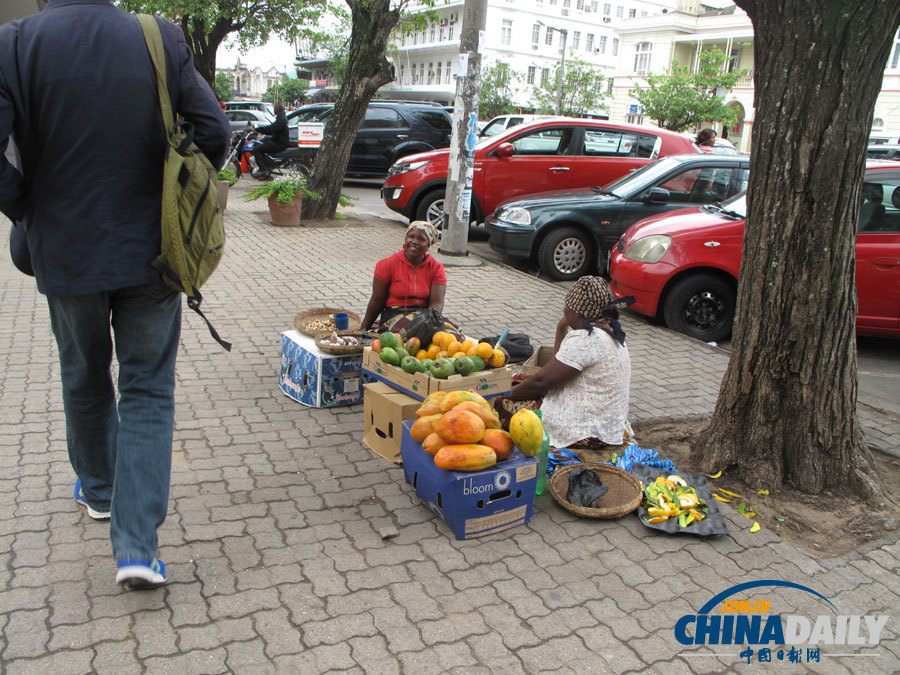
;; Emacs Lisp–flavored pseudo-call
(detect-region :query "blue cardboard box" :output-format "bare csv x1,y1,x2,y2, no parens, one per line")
279,330,363,407
400,420,537,539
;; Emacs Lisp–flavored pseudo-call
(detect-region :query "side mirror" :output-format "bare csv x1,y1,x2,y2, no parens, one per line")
495,143,515,158
646,187,670,204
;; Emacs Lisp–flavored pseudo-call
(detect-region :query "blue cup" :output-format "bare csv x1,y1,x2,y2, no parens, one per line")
333,312,349,330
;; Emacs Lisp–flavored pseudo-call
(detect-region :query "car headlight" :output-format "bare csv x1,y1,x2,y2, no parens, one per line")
623,235,672,263
495,207,532,226
388,160,429,176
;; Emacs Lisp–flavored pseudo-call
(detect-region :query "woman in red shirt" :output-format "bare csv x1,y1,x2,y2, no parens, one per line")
361,221,447,331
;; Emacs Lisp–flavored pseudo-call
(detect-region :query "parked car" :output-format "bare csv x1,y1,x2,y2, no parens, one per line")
224,108,275,132
224,100,274,115
479,114,557,138
284,101,452,178
381,118,700,228
867,144,900,161
485,154,750,281
608,163,900,341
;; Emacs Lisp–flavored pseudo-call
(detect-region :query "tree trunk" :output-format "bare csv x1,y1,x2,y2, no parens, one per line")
179,15,236,89
302,0,400,219
695,1,899,502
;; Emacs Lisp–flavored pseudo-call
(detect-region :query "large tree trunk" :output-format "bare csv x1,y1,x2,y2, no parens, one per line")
695,1,899,502
302,0,400,219
180,15,236,89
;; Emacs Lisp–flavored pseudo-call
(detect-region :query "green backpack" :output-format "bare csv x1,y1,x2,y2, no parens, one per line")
137,14,230,351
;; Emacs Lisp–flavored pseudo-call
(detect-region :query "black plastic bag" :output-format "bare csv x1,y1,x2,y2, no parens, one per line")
567,467,609,507
405,308,445,346
480,333,534,363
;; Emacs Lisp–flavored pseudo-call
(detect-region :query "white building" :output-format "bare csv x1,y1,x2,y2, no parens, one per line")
218,59,284,99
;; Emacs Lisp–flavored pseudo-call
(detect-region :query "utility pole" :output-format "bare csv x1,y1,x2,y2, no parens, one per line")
439,0,488,257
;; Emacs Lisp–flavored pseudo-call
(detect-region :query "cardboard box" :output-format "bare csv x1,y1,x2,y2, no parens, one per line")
363,382,420,463
362,348,511,401
520,345,554,376
400,420,537,540
279,330,363,407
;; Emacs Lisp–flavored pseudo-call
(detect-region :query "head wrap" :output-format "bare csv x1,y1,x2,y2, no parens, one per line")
564,276,635,346
406,220,438,246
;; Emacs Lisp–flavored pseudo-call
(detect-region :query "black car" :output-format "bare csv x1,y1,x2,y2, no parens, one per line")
485,154,751,281
286,101,452,178
867,145,900,161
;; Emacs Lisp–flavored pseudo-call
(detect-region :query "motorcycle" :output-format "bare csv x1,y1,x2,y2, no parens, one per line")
241,129,313,180
224,129,250,179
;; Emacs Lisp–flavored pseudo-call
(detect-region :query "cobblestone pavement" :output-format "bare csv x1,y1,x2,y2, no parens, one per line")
1,183,897,673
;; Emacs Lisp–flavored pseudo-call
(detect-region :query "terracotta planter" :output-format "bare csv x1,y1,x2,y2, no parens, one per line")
217,180,230,212
267,194,304,227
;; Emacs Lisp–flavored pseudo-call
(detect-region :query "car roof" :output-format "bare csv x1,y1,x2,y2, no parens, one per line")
486,116,694,143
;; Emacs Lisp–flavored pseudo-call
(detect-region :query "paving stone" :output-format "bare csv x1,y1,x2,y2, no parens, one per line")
176,617,256,652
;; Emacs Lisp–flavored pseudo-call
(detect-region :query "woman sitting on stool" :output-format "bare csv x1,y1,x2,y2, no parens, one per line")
361,221,447,333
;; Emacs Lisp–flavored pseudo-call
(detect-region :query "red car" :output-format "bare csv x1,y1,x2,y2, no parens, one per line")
380,118,699,228
609,164,900,342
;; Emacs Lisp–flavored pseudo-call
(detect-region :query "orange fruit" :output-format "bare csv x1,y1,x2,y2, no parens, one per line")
426,344,441,360
415,349,428,361
460,339,476,353
488,349,506,368
440,332,455,350
446,339,461,356
436,350,449,360
431,331,447,348
475,342,494,360
465,344,478,357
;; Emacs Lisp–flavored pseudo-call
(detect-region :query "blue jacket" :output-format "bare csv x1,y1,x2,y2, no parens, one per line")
0,0,231,296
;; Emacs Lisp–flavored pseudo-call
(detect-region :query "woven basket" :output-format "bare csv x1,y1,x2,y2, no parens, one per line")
294,307,361,337
314,331,368,355
549,463,641,519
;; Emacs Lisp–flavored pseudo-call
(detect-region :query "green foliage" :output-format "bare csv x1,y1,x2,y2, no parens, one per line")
532,59,607,117
628,46,749,131
479,61,520,119
214,72,232,101
262,76,310,105
244,175,322,204
217,168,238,185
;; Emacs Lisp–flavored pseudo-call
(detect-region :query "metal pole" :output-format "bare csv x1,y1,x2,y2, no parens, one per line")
556,29,567,116
439,0,488,256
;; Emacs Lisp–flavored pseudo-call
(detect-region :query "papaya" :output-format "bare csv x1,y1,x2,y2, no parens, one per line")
433,409,486,444
415,390,447,417
434,444,497,472
480,428,514,461
421,432,448,456
509,408,543,457
452,400,501,430
439,389,493,415
410,413,443,443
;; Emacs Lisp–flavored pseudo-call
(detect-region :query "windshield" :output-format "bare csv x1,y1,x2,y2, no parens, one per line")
714,191,746,217
602,157,683,197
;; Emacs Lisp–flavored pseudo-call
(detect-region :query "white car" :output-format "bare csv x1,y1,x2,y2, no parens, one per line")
478,114,558,138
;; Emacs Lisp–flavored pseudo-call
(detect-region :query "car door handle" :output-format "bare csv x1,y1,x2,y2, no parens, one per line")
549,167,570,172
872,257,899,268
396,135,408,139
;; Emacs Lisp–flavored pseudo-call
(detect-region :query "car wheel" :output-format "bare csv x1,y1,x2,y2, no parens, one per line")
663,274,735,343
537,226,594,281
416,189,445,229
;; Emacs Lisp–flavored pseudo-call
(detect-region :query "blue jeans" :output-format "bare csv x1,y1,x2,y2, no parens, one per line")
47,280,181,561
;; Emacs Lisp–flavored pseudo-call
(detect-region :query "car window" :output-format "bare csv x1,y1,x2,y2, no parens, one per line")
418,111,451,130
658,167,748,204
582,129,657,158
510,127,573,156
859,177,900,233
362,108,408,129
508,117,524,128
480,118,508,137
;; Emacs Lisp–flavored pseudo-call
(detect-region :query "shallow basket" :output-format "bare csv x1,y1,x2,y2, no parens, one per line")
314,331,368,355
294,307,361,337
549,462,642,519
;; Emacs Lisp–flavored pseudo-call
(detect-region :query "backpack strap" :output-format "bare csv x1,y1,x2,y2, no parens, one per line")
136,15,175,134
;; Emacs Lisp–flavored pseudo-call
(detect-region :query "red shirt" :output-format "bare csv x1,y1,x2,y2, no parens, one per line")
374,250,447,309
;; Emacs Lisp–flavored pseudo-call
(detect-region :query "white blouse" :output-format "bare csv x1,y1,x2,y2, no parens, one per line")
540,327,631,448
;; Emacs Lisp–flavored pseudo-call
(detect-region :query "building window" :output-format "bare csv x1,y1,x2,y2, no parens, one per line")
607,77,614,94
440,26,445,41
527,66,536,84
541,67,550,85
427,62,434,84
603,2,611,15
634,41,652,74
572,31,581,50
576,0,584,10
412,32,417,46
591,1,598,11
628,8,636,18
616,5,624,17
563,0,571,8
448,26,455,40
550,0,557,5
532,23,540,45
545,28,554,45
436,62,442,83
599,35,607,54
641,10,647,16
727,47,741,72
586,34,594,51
501,19,512,46
447,61,452,83
613,38,619,56
430,26,436,42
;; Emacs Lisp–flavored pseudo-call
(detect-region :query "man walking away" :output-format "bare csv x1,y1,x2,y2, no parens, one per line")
0,0,230,590
252,103,290,179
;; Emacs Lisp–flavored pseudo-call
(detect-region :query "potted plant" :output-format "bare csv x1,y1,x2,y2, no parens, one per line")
244,175,321,227
217,168,238,212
